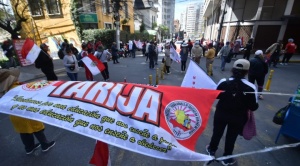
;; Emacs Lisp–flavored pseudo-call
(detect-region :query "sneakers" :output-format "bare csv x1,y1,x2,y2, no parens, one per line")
206,145,216,156
221,158,236,166
26,143,41,154
42,141,56,152
258,94,263,100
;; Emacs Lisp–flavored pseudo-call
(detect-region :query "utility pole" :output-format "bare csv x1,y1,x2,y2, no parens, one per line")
216,0,227,53
112,0,121,50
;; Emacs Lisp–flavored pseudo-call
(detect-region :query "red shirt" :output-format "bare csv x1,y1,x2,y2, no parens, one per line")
285,42,297,54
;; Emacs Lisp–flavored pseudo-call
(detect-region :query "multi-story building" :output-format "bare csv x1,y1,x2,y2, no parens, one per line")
156,0,175,34
203,0,300,50
9,0,135,57
134,0,159,30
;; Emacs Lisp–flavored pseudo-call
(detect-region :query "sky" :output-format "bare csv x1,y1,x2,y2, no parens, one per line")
174,0,204,20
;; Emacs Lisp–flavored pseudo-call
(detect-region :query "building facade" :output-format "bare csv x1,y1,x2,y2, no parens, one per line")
156,0,175,34
134,0,159,30
203,0,300,50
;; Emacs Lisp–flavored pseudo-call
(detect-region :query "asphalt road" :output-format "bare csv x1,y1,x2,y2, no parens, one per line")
1,52,300,166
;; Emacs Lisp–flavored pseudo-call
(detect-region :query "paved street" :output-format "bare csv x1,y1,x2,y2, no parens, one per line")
1,52,300,166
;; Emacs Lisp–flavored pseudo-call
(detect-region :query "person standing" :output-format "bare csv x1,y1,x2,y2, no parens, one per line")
69,43,79,58
154,41,158,65
164,43,171,74
111,42,119,64
0,69,56,154
218,41,231,71
206,59,259,165
95,46,111,81
266,41,282,68
148,41,155,69
1,40,17,68
205,43,216,75
188,39,193,56
35,43,58,81
145,41,150,62
248,50,269,100
232,40,240,59
81,44,93,81
243,38,254,60
281,38,297,65
180,43,189,73
63,48,79,81
191,41,203,65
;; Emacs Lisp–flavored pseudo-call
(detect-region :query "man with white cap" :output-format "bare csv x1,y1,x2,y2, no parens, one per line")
206,59,259,165
248,50,268,99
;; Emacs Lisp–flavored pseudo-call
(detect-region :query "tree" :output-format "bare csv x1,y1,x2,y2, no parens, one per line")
0,0,29,39
139,20,145,33
152,22,157,30
158,25,169,39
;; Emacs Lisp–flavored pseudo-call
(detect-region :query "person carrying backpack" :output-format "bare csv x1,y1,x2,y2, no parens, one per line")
206,59,259,165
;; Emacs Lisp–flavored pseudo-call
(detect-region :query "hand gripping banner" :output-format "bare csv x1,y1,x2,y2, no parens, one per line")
0,80,220,161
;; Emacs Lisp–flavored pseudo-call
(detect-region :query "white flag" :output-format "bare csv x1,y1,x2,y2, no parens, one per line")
181,60,217,89
170,45,181,63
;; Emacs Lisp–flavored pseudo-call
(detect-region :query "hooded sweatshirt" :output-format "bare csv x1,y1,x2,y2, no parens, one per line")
191,44,203,58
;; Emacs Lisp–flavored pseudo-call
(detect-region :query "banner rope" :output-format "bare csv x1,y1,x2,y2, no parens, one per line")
203,142,300,165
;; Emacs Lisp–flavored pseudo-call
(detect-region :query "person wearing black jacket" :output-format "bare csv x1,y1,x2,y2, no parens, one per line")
35,43,57,81
206,59,259,165
1,40,17,68
248,50,268,99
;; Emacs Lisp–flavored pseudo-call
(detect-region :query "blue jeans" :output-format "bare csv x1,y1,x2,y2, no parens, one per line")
67,72,78,81
221,56,227,70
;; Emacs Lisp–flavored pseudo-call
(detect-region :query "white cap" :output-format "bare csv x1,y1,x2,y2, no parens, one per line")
233,59,250,70
255,50,263,55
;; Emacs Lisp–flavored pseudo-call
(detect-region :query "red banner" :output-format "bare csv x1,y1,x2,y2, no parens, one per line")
13,39,33,66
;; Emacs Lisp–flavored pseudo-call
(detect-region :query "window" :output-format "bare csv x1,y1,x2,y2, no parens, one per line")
45,0,61,15
124,2,128,18
89,0,96,12
104,23,112,29
28,0,43,16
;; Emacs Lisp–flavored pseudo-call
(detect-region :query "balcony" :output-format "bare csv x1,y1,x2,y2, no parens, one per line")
202,0,221,17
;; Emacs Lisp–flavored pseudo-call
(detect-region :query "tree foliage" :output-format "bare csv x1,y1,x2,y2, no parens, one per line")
139,20,145,33
70,0,83,41
0,0,29,39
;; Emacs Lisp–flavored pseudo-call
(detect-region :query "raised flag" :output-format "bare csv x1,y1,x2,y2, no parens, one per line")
21,38,41,63
90,141,110,166
81,54,106,76
170,45,181,63
0,80,221,161
181,60,217,89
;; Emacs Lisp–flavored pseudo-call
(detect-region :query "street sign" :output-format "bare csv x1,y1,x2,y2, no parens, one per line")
79,14,98,23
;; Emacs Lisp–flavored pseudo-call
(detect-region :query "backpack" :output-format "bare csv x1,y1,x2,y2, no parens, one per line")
58,49,64,59
226,49,234,63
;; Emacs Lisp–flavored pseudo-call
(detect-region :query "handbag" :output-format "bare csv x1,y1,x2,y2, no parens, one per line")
225,49,233,63
243,110,256,140
69,56,76,71
273,104,290,125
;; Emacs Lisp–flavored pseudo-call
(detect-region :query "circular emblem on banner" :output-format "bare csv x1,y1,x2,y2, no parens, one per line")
22,80,54,91
165,100,202,140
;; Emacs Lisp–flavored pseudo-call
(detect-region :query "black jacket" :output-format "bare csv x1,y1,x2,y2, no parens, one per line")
249,55,268,77
35,51,54,69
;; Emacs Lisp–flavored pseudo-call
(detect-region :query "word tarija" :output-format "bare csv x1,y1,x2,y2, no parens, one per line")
49,81,162,126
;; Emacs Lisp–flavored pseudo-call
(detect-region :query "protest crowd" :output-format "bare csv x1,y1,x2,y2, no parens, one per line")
0,35,299,166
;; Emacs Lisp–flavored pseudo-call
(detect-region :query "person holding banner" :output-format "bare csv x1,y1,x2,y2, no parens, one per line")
206,59,259,165
81,44,93,81
0,69,56,154
63,48,79,81
95,46,111,81
35,43,57,81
